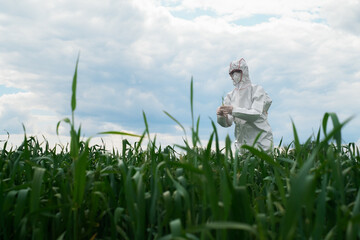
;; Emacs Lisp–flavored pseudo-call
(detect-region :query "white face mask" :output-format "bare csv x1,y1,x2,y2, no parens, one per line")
231,71,242,84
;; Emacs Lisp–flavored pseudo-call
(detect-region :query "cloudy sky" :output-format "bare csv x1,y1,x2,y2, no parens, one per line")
1,0,360,150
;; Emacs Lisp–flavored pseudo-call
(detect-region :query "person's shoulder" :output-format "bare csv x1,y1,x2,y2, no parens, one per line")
226,88,236,95
251,84,265,92
224,88,236,101
251,84,270,98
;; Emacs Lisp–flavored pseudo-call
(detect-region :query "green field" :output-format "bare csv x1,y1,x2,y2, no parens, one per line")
1,60,360,239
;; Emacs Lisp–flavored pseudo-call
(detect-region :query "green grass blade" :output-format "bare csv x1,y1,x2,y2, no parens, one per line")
14,188,30,227
312,175,327,239
328,113,342,149
322,112,330,138
252,130,264,148
70,126,79,160
205,221,257,236
163,110,187,137
134,172,145,239
210,120,220,155
291,118,302,165
30,168,45,213
56,118,71,135
73,138,90,207
98,131,142,138
135,130,147,153
346,188,360,239
71,54,79,113
142,111,150,140
193,115,201,147
280,154,316,239
170,219,183,238
166,169,191,223
190,77,194,128
241,145,284,174
150,161,166,224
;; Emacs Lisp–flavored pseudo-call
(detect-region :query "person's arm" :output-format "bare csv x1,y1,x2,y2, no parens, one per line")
217,94,233,127
232,108,261,122
232,85,270,122
217,112,233,127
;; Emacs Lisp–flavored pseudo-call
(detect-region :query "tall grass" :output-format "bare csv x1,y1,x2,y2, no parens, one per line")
1,59,360,239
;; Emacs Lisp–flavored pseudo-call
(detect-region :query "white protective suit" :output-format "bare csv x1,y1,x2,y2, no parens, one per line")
217,58,273,151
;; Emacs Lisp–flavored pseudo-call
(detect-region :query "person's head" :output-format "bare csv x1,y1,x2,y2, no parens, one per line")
230,70,243,84
228,58,250,86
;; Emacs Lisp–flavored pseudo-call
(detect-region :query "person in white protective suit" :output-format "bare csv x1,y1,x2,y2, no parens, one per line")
217,58,273,151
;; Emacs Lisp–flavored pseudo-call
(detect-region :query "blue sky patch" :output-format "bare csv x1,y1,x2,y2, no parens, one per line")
0,85,24,96
170,8,217,20
232,14,278,26
311,18,327,24
159,0,181,8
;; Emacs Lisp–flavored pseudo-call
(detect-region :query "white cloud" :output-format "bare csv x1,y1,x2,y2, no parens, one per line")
0,68,39,89
164,0,321,18
320,0,360,35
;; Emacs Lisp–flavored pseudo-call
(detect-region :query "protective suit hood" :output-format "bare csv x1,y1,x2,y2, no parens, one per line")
229,58,251,89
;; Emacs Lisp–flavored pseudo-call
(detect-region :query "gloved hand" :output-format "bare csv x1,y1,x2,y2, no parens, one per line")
217,105,233,116
221,105,233,114
217,107,224,116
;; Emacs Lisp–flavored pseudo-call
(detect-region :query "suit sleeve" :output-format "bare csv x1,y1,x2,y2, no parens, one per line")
232,85,271,122
217,94,233,127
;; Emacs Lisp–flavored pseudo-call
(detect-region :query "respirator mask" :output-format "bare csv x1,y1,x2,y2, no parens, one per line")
231,71,242,84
